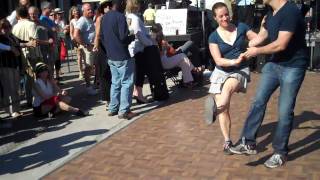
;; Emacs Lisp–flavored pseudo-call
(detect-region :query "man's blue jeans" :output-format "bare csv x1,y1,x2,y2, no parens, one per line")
108,59,134,115
241,62,306,156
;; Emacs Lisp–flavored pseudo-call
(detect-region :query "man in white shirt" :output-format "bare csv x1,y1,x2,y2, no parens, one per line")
12,6,43,106
7,0,31,26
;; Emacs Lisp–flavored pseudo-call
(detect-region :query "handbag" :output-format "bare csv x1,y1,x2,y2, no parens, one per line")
60,39,67,61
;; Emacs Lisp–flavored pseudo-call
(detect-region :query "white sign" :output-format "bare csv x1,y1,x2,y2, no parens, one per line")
155,9,188,36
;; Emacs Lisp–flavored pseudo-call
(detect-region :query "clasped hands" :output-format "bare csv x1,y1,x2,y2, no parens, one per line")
243,46,259,59
233,46,259,66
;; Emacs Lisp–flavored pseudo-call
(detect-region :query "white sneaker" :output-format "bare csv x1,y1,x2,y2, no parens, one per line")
86,86,98,95
79,73,84,80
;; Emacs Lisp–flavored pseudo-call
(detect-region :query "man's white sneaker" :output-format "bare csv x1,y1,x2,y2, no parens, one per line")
264,153,286,168
79,73,84,80
86,86,98,95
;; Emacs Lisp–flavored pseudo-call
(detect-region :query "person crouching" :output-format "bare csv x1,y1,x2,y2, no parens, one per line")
32,62,88,118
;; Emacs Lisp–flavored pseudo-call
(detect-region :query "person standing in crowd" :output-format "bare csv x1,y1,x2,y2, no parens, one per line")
126,0,154,104
49,11,56,21
7,0,31,26
32,62,87,118
69,6,84,80
0,19,23,118
204,2,257,154
93,0,112,108
234,0,255,27
143,3,156,26
28,6,55,79
12,6,43,107
125,0,169,102
74,3,98,96
53,8,68,83
54,8,67,30
40,1,59,80
230,0,308,168
100,0,136,119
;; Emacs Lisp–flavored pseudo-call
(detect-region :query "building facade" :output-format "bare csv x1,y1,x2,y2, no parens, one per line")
1,0,82,20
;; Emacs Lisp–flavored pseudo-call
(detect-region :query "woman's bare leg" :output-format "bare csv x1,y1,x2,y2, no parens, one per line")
77,49,84,78
57,101,79,113
133,85,148,102
214,78,241,142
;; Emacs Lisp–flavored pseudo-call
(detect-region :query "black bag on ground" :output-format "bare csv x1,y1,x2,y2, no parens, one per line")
192,71,204,86
143,45,169,101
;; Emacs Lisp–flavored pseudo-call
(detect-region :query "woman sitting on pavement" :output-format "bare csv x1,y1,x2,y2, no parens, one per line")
151,23,202,88
32,62,87,117
204,2,257,154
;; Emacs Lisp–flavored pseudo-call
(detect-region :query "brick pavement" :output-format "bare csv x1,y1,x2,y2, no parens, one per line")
45,73,320,180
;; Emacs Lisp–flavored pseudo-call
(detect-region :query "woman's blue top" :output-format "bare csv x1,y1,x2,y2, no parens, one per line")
208,23,250,72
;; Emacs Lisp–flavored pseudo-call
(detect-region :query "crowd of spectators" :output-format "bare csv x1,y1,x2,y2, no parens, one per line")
0,0,205,126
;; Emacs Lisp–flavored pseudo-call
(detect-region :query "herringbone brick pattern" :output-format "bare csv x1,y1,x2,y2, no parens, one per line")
45,73,320,180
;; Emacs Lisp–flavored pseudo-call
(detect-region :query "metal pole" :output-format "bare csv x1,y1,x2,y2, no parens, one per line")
315,0,318,30
202,10,205,47
310,45,313,70
67,50,71,73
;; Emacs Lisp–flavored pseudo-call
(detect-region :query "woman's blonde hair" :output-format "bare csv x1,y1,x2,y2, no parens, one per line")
125,0,139,14
68,6,80,22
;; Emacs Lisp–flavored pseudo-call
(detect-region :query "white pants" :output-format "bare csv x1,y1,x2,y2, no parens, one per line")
161,53,194,83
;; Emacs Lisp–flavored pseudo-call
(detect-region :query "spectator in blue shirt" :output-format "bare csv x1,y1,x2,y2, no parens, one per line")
230,0,308,169
39,1,59,80
39,1,56,31
100,0,136,120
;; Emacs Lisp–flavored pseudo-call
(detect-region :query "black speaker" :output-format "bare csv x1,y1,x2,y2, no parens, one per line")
310,41,320,69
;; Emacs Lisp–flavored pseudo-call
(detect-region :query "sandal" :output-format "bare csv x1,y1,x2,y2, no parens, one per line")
11,112,23,119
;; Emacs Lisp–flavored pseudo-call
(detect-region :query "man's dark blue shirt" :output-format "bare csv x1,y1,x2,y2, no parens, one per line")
100,10,134,61
265,2,308,68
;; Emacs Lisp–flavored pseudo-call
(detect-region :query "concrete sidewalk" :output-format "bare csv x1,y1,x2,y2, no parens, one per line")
0,60,174,179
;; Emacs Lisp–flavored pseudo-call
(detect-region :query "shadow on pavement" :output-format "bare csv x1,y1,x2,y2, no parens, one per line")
59,74,79,82
246,111,320,166
0,129,108,175
160,82,210,108
0,76,104,152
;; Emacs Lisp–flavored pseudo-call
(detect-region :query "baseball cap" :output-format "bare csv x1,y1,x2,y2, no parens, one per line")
54,8,64,14
35,62,48,74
